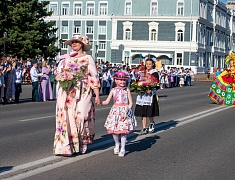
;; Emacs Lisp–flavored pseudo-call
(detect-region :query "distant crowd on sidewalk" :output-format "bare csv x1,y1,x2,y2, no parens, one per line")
96,61,195,95
0,55,57,105
0,55,195,105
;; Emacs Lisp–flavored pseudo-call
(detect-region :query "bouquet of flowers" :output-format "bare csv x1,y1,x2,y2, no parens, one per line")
130,73,159,94
55,60,87,92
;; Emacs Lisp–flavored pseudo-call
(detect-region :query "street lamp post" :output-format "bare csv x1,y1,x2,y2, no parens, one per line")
3,32,7,55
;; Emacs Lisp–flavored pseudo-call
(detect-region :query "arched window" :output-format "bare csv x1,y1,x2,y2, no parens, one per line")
125,28,131,40
151,29,157,41
177,30,183,41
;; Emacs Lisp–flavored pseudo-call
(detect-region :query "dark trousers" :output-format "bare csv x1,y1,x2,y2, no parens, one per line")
15,83,22,103
51,82,54,92
32,81,40,102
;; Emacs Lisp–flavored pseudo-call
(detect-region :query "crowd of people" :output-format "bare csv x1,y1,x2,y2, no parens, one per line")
0,53,195,105
0,55,57,104
95,61,195,96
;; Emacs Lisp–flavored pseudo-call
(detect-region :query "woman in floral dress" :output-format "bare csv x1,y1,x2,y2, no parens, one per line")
53,35,101,156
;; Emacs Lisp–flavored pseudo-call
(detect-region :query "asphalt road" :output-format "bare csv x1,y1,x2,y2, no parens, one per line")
0,81,235,180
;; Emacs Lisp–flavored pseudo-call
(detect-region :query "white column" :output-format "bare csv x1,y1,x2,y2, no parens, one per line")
192,20,197,42
112,19,117,40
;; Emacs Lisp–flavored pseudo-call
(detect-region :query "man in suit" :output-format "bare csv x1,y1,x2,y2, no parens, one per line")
30,61,43,102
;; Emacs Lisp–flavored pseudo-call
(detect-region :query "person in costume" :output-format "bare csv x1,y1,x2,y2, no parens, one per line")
134,57,160,135
102,71,137,157
208,52,235,106
53,35,101,156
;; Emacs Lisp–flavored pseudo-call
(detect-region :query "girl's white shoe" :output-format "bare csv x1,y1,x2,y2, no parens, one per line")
118,150,125,157
114,146,119,155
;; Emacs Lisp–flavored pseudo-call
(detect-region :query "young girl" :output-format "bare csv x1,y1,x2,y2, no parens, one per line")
102,71,137,157
134,57,160,135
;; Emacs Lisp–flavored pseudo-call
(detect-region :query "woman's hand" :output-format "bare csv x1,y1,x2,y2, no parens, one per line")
95,96,101,106
147,89,152,94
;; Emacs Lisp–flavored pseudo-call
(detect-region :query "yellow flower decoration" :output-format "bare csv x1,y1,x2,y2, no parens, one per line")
225,52,235,65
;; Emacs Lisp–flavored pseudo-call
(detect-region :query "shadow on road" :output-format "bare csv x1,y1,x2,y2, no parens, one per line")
0,166,13,174
125,120,179,155
156,120,179,131
86,120,179,156
125,135,160,155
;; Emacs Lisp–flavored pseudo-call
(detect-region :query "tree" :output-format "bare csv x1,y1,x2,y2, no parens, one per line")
0,0,59,59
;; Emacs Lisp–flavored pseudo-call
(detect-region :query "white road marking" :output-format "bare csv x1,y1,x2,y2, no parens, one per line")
200,92,209,94
19,115,55,122
3,105,232,179
19,107,111,122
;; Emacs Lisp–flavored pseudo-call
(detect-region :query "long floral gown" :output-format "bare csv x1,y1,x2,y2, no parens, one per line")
53,55,100,155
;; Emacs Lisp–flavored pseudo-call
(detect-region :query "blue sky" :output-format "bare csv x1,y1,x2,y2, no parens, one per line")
221,0,226,3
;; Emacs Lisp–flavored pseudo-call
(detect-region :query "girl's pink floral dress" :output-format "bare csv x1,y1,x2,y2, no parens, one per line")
104,87,137,134
53,55,100,155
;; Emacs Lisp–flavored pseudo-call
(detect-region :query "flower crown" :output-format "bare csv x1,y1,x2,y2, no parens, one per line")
225,52,235,65
113,71,129,79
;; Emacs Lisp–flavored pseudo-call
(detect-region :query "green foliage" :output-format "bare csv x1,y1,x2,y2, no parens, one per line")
0,0,59,59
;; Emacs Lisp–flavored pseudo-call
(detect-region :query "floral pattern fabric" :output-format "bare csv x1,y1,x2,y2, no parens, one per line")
104,87,137,134
53,55,100,155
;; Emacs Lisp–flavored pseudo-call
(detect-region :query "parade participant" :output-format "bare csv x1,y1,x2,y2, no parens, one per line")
179,75,184,87
5,63,15,103
134,57,160,135
53,35,101,156
30,61,43,102
102,71,137,157
208,52,235,106
39,60,53,102
14,63,23,103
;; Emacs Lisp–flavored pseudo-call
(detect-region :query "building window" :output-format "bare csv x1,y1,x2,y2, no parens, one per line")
177,30,183,41
97,57,105,63
87,3,94,15
61,41,68,49
62,26,68,33
74,3,82,15
123,21,133,40
50,4,58,16
176,53,183,65
175,22,185,41
98,25,106,34
125,2,132,15
148,22,159,41
177,2,184,16
151,1,158,16
74,26,81,35
62,4,69,15
99,41,106,50
125,29,131,40
151,29,157,41
86,26,94,34
99,2,107,15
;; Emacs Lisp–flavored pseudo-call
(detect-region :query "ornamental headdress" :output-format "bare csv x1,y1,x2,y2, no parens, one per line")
225,52,235,65
113,71,129,80
144,56,156,62
64,35,91,51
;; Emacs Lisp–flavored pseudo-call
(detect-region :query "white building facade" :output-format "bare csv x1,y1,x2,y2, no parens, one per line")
43,0,235,73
